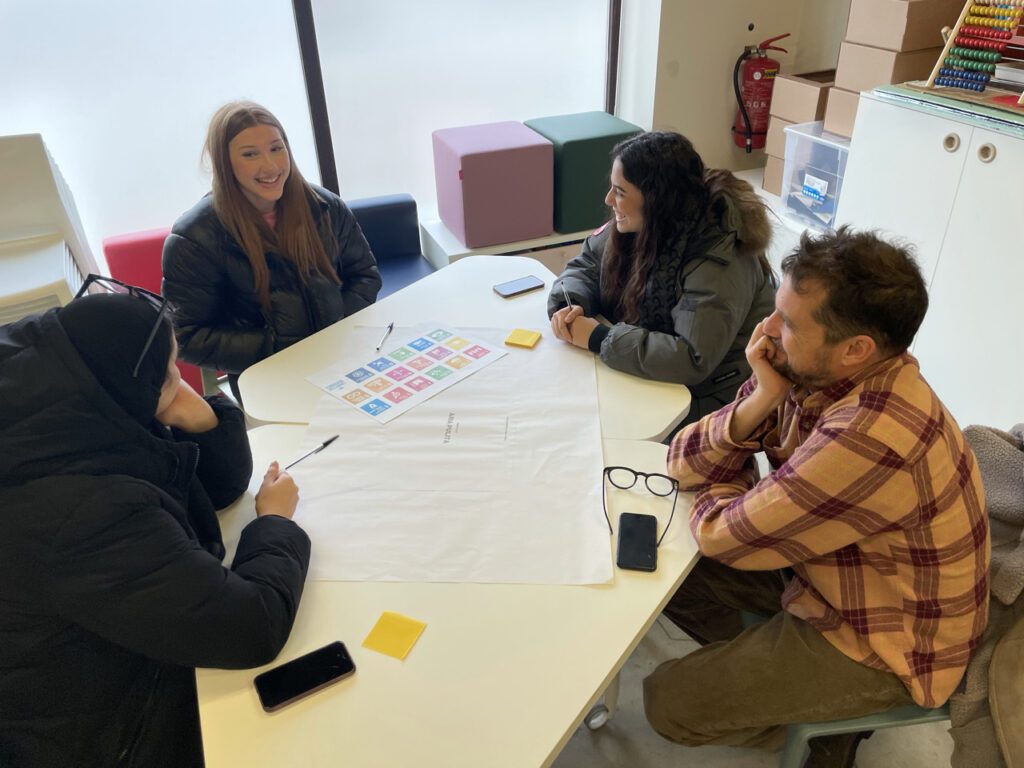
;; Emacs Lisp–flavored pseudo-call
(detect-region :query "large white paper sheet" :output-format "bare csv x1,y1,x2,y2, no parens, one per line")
287,325,611,585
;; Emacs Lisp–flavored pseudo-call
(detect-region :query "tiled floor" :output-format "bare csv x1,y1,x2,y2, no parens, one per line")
551,616,953,768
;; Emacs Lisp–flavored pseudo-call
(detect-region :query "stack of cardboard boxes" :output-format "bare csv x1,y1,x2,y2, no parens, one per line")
762,0,962,197
762,71,834,196
824,0,963,137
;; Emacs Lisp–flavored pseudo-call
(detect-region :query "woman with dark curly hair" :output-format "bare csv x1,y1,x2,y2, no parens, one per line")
548,131,776,424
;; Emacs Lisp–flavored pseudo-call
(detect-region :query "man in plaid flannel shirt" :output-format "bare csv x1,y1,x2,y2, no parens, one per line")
643,227,989,767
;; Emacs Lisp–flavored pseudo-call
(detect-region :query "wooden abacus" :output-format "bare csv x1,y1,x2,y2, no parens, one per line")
925,0,1024,107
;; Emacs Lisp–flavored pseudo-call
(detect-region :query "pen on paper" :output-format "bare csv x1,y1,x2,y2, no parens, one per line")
375,321,395,352
284,435,339,470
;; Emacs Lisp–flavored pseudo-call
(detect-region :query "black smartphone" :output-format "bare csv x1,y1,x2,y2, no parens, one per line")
493,275,545,298
254,641,356,712
616,513,658,572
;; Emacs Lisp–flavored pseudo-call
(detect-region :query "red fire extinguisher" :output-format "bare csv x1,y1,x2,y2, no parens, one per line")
732,33,790,153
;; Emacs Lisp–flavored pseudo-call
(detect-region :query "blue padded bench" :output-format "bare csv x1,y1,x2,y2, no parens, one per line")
347,193,435,298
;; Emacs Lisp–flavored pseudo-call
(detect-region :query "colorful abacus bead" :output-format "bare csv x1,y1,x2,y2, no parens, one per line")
938,68,990,83
965,14,1018,27
970,3,1024,17
949,46,1001,61
955,35,1008,52
960,25,1013,39
935,76,986,92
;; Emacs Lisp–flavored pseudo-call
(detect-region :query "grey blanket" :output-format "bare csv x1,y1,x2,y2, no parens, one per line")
950,424,1024,768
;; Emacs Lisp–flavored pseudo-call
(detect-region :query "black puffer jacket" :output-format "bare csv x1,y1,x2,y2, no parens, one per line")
0,310,311,768
162,185,381,375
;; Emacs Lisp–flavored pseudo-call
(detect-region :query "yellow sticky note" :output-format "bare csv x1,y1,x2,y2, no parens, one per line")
362,611,427,660
505,328,542,348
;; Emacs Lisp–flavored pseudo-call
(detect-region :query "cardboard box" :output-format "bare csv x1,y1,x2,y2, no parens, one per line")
846,0,962,52
762,155,785,197
834,42,941,93
770,71,835,123
766,116,795,159
823,88,861,138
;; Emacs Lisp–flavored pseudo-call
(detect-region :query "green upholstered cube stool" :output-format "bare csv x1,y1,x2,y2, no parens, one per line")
524,111,642,233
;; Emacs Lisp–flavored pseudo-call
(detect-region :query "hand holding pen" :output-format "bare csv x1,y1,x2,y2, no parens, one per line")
255,461,299,520
551,283,584,343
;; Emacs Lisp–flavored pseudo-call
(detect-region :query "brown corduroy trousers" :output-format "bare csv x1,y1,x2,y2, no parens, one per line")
643,558,914,749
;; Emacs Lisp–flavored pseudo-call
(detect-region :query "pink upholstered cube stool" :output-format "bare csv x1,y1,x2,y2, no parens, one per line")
432,121,553,248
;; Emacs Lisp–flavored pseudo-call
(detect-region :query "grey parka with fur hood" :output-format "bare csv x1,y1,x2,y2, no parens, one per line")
548,170,776,417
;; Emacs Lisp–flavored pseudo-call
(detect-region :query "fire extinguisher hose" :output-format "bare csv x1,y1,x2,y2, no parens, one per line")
733,50,754,154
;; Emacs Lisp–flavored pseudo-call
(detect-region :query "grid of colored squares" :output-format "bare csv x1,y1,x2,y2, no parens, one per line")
342,329,491,416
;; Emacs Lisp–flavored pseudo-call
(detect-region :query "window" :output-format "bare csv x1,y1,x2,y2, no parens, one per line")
312,0,609,219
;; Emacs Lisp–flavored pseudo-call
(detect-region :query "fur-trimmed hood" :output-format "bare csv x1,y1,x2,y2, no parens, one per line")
704,168,772,258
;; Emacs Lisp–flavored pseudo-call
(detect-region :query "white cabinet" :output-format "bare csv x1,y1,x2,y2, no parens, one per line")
836,96,967,288
836,93,1024,429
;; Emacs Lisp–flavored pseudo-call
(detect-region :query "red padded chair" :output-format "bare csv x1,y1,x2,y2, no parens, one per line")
102,227,206,393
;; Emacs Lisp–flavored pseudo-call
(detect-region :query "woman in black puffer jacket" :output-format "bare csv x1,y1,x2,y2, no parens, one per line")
0,291,310,767
162,101,381,399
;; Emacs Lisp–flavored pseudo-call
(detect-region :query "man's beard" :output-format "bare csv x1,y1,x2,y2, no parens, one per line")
770,350,834,391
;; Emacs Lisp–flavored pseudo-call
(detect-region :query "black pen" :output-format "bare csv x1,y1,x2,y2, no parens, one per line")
375,321,395,352
284,435,339,470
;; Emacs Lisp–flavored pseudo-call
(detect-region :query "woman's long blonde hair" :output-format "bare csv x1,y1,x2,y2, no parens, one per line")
205,101,339,312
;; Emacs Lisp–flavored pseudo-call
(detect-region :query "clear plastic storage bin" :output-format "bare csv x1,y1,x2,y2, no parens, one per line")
781,121,851,230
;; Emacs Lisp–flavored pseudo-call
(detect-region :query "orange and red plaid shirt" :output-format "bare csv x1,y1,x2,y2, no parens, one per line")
669,353,990,707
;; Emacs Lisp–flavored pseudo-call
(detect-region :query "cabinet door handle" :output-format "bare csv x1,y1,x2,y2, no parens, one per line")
942,133,961,153
977,143,996,163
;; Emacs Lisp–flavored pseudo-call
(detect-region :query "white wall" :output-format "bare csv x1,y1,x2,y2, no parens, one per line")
618,0,850,171
0,0,317,269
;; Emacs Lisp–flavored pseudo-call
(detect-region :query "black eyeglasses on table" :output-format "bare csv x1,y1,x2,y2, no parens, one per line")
601,465,679,546
74,274,171,378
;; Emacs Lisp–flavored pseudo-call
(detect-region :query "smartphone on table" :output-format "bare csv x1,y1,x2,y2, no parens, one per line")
616,512,658,572
493,275,545,298
254,641,356,712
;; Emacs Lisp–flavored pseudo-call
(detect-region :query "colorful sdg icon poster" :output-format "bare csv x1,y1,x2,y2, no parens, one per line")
308,328,506,423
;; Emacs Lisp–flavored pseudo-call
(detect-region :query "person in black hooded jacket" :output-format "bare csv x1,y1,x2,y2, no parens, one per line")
162,101,381,400
0,291,311,768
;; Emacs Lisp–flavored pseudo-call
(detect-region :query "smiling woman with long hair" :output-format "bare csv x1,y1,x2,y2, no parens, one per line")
162,101,381,399
548,131,776,425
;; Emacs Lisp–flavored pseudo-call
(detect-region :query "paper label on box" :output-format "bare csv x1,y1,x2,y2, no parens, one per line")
802,174,828,203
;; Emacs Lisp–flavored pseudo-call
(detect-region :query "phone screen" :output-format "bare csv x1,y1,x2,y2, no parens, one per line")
254,641,356,712
616,513,658,572
493,275,545,298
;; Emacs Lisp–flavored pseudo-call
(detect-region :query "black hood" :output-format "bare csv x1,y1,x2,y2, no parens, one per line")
0,309,195,493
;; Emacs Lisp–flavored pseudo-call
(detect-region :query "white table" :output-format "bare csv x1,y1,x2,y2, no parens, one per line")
238,255,691,442
197,426,700,768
